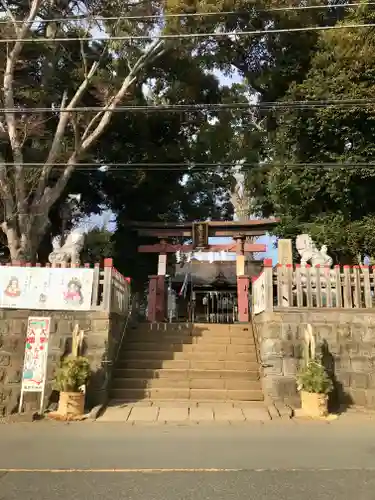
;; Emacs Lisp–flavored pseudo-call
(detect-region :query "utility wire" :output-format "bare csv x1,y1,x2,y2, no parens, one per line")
2,99,375,113
0,2,371,25
0,22,375,43
5,162,375,171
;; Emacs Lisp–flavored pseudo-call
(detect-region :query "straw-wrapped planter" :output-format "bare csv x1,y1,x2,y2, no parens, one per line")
297,360,333,418
53,356,91,417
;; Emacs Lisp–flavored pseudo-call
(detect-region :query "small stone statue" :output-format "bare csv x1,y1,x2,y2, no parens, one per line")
49,229,85,266
296,234,333,267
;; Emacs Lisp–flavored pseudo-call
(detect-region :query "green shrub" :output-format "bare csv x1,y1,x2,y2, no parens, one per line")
54,356,91,392
297,360,333,394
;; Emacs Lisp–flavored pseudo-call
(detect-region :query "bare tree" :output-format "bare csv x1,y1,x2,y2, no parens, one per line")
0,0,165,261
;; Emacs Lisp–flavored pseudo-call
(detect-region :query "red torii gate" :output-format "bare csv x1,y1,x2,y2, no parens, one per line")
131,219,278,323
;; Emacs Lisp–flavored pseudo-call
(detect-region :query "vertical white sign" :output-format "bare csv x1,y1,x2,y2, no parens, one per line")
19,317,51,414
253,272,266,315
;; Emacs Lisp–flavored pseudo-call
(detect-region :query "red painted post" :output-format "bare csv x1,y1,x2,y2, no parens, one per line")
237,275,250,323
147,275,158,322
156,275,166,322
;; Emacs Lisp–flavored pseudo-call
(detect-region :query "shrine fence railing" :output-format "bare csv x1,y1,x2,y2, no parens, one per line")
92,258,131,314
252,262,375,314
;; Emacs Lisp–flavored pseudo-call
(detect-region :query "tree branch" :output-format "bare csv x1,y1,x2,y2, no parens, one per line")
80,40,165,152
38,40,166,213
0,0,19,34
0,151,15,232
2,0,42,236
32,61,99,205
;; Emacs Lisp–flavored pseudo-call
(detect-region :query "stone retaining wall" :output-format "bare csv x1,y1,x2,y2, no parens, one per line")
254,308,375,409
0,309,124,416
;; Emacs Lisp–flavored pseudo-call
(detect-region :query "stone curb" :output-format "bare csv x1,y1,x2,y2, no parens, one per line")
0,411,38,424
273,402,294,419
86,404,107,421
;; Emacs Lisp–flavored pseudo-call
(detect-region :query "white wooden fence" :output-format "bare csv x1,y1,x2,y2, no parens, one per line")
87,258,131,313
253,264,375,313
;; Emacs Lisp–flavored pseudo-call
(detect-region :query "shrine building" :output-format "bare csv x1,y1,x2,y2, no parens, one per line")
132,219,277,324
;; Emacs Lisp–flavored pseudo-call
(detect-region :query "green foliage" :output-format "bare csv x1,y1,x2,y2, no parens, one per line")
297,360,334,395
53,356,91,393
81,226,114,265
242,4,375,262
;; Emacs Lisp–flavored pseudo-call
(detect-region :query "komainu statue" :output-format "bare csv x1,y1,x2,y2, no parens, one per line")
48,229,85,266
296,234,333,267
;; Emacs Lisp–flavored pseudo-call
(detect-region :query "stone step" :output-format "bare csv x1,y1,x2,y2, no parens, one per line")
122,350,258,362
136,322,251,329
125,334,255,345
113,368,260,381
110,387,264,401
134,323,252,332
117,359,260,371
112,377,262,390
122,342,257,354
131,328,254,339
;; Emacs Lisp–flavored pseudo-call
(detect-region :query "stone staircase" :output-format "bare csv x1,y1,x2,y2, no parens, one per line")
110,322,263,402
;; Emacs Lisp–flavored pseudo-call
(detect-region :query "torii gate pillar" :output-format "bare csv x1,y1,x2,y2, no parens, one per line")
235,236,249,322
147,275,165,322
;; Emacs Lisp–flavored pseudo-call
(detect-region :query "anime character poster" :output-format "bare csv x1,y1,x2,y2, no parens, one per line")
0,267,32,308
0,267,94,310
47,268,94,311
21,317,51,392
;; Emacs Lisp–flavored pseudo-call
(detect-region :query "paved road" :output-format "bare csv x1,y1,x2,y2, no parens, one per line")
2,417,375,499
2,470,375,500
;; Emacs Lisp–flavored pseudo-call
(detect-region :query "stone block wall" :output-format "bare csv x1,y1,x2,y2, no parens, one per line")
0,309,124,416
254,308,375,409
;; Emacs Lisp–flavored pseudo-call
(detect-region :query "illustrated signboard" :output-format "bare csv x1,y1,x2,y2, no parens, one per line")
19,317,51,413
0,267,94,310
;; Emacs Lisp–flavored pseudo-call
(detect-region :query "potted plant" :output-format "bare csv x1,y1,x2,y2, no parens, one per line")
54,355,91,417
297,360,333,418
53,324,91,418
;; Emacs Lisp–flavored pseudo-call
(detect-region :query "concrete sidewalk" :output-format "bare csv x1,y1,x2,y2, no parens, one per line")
2,415,375,471
96,400,275,424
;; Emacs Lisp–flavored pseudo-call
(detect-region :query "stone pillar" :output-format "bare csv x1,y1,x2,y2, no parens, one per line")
235,236,246,277
263,258,274,311
237,275,250,322
277,239,293,307
156,239,167,321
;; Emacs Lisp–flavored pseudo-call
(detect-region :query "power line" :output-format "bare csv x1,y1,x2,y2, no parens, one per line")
0,22,375,43
2,99,375,114
266,2,375,12
5,162,375,171
0,2,371,25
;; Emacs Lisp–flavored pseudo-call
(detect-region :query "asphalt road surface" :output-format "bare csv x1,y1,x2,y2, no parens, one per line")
2,418,375,499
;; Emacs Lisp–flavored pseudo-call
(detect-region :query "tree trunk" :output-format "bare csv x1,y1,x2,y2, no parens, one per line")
5,226,22,262
4,213,50,263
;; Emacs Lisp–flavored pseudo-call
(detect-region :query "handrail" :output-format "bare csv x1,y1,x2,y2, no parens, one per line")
113,294,135,365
